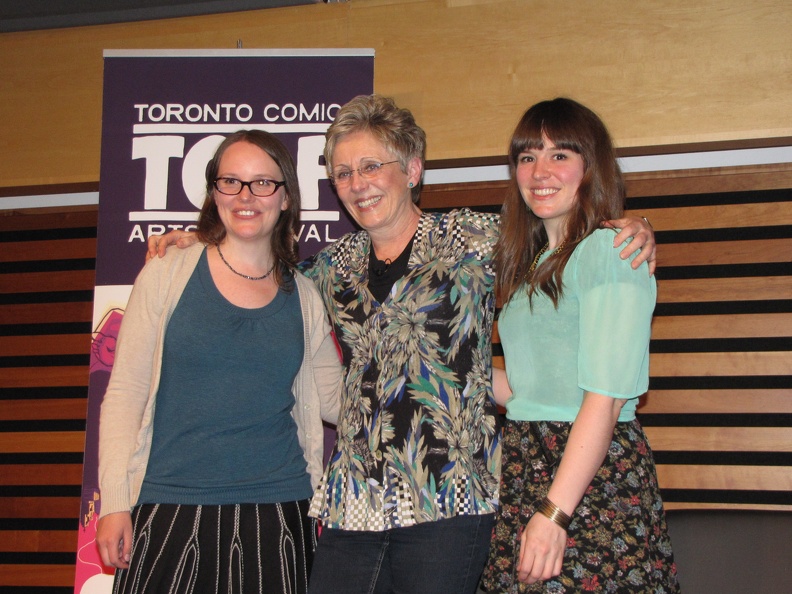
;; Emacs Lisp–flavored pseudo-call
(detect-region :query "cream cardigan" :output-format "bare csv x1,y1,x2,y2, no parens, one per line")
98,243,341,517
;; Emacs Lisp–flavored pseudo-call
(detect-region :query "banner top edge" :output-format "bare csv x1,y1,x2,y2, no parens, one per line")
103,48,375,58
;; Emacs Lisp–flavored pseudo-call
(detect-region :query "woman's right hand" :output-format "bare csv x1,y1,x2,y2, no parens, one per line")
146,230,198,262
96,511,133,569
516,511,567,584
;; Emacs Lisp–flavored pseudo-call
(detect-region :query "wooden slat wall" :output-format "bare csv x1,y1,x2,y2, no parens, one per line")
0,208,96,593
424,162,792,511
0,161,789,588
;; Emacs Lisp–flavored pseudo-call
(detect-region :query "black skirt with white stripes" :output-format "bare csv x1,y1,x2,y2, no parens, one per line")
113,500,317,594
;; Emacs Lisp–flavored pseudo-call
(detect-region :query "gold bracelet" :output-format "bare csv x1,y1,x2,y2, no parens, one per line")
535,497,572,531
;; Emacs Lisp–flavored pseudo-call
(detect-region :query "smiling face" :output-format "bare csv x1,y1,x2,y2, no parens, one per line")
516,135,585,238
329,130,421,237
214,141,289,243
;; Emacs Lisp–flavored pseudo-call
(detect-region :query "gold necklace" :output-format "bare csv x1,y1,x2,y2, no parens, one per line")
528,241,566,274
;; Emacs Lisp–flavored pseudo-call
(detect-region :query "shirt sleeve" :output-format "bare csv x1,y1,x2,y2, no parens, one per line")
573,230,656,399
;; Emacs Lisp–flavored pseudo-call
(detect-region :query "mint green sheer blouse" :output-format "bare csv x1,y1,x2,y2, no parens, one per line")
499,229,656,423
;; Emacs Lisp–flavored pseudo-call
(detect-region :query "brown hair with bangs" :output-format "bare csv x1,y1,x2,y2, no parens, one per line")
196,130,301,289
494,97,626,307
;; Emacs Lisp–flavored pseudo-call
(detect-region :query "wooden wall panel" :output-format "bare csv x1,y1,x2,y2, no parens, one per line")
0,208,95,592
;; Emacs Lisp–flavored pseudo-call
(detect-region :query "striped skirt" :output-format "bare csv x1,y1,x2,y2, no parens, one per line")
482,419,680,593
113,500,316,594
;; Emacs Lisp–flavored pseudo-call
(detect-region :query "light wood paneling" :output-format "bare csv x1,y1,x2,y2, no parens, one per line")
644,427,792,452
650,352,792,377
657,465,792,491
0,530,78,553
0,432,86,454
0,334,91,357
0,398,88,421
639,390,792,414
0,564,75,587
652,314,792,339
657,277,792,303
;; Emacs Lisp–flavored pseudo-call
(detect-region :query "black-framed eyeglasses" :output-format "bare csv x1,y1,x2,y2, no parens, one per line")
329,160,399,187
214,177,286,197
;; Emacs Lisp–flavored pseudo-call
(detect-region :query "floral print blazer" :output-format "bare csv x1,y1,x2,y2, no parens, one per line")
305,208,502,531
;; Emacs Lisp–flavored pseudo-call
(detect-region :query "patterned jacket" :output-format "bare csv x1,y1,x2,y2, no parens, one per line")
305,208,502,530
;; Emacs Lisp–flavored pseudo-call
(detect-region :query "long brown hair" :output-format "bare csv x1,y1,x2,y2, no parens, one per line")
196,130,301,288
495,98,625,307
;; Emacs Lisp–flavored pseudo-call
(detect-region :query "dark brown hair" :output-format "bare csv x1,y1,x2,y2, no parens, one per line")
196,130,300,288
494,98,625,307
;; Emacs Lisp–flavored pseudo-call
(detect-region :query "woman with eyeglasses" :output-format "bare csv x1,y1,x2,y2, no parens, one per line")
482,99,678,592
96,130,342,594
148,95,657,593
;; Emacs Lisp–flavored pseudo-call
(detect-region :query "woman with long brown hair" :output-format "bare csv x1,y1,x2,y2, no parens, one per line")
483,98,678,593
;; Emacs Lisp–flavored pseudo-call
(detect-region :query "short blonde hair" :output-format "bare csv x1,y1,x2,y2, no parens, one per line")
325,94,426,203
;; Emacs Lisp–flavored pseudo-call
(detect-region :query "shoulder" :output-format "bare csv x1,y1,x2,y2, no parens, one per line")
136,242,204,284
417,208,500,247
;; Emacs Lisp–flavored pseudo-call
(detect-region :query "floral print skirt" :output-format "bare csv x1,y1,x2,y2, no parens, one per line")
482,419,679,593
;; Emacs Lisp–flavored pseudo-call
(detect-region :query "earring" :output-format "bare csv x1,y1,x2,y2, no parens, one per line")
408,182,414,188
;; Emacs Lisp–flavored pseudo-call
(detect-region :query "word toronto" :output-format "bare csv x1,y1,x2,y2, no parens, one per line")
133,102,343,123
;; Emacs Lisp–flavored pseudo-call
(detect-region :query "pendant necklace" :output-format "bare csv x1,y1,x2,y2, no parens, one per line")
216,244,275,281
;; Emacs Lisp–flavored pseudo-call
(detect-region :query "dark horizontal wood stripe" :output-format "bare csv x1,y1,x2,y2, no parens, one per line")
650,376,792,389
650,337,792,353
0,387,88,400
657,262,791,280
638,389,792,414
0,227,96,245
1,258,97,274
0,497,79,519
660,489,792,505
0,420,87,432
0,302,92,325
0,210,97,233
627,187,792,209
0,519,79,531
1,323,92,337
654,299,792,316
2,238,96,263
652,313,792,339
0,552,76,565
0,354,91,368
654,451,792,465
0,453,84,464
654,224,792,244
0,399,88,422
3,585,74,594
0,290,93,305
638,413,792,427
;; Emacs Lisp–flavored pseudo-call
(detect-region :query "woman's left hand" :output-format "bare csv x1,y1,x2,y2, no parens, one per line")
602,216,656,275
516,512,567,584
